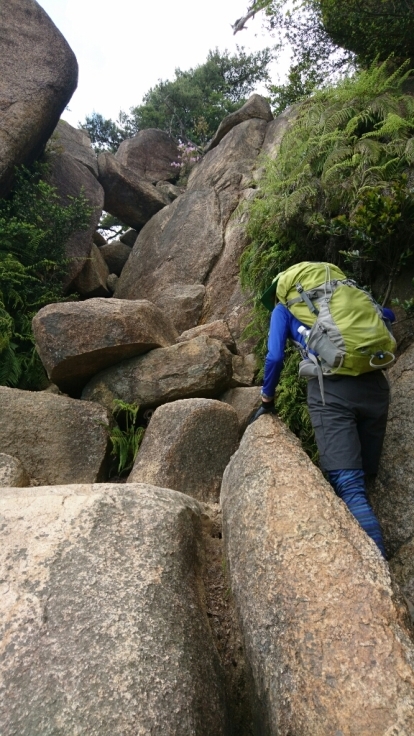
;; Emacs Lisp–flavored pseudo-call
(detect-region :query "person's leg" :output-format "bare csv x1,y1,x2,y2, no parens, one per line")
327,469,386,557
307,377,386,557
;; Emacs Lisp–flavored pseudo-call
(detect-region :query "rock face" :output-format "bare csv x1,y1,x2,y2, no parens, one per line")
0,483,228,736
72,243,111,298
177,319,237,353
115,188,223,304
99,241,132,276
220,387,261,436
0,387,108,485
115,129,180,183
33,298,178,394
129,399,239,501
47,150,105,289
51,120,98,177
369,343,414,556
82,336,234,412
221,415,414,735
0,0,78,196
187,118,268,225
153,283,206,334
206,94,273,152
97,152,168,230
0,454,29,488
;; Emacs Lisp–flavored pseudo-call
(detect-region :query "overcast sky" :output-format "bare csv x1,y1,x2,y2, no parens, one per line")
36,0,288,129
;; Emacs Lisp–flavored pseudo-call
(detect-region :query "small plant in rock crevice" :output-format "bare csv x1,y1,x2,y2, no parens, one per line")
171,141,201,185
103,400,145,477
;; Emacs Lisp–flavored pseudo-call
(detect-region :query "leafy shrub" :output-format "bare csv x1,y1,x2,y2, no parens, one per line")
104,400,145,477
0,162,92,389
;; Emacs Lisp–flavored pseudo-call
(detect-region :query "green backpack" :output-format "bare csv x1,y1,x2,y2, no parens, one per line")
264,262,396,394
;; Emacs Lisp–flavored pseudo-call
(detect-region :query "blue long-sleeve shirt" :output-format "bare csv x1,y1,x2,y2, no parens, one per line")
262,303,396,399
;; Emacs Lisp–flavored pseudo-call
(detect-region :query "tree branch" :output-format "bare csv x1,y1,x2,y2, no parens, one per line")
232,7,258,34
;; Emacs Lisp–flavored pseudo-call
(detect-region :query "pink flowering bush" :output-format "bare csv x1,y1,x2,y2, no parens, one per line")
171,141,201,184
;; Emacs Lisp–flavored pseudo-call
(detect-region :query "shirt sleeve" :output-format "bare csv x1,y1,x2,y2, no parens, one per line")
382,307,396,323
261,304,290,398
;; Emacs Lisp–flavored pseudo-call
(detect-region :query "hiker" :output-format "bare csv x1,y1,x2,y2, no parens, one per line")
250,262,397,559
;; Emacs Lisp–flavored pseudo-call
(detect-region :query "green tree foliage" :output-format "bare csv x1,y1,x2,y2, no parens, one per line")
240,61,414,448
81,47,273,150
319,0,414,67
235,1,353,113
0,163,92,389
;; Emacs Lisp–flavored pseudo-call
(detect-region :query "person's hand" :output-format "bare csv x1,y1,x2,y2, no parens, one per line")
248,399,277,425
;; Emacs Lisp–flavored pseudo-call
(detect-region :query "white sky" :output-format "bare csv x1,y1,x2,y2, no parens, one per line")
36,0,289,128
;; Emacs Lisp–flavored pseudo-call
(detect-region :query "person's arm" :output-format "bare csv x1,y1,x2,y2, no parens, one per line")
261,304,290,400
249,305,290,423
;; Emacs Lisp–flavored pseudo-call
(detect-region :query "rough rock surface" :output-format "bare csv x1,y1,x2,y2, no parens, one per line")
72,243,110,298
201,189,256,352
221,415,414,735
129,399,239,501
33,298,178,394
370,343,414,557
206,94,273,152
119,228,138,246
0,454,29,488
47,150,105,288
114,188,223,302
51,120,98,177
82,336,234,412
115,128,180,183
230,354,258,387
93,230,107,246
187,119,268,225
220,387,261,436
156,181,184,202
153,283,206,334
177,320,237,353
97,152,168,230
99,241,131,276
0,483,227,736
0,387,108,486
106,273,118,292
0,0,78,196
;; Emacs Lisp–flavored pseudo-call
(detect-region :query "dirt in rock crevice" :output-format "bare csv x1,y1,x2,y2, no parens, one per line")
200,503,255,736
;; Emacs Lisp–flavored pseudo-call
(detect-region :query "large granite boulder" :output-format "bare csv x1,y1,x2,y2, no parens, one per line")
115,129,180,183
221,415,414,734
206,94,273,152
0,387,108,485
201,191,256,351
220,386,262,436
72,243,111,298
153,283,206,334
114,188,223,305
82,336,234,412
46,150,105,289
369,343,414,557
51,119,98,177
97,152,168,230
99,240,132,276
0,0,78,196
177,319,237,354
129,399,239,501
187,118,268,225
33,298,178,395
0,483,227,736
0,454,29,488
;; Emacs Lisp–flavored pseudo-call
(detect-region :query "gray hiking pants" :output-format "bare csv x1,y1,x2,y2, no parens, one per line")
307,371,390,474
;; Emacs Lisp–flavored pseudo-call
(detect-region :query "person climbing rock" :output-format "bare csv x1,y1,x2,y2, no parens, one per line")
250,262,397,559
